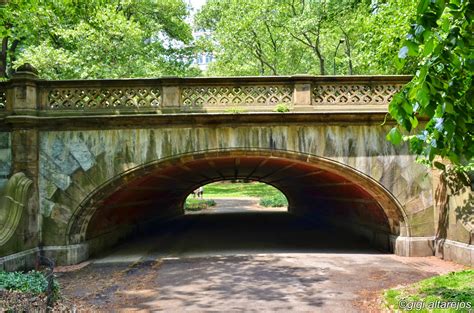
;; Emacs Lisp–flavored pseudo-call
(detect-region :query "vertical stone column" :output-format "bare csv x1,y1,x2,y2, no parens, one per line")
10,64,39,177
8,64,41,258
292,75,312,111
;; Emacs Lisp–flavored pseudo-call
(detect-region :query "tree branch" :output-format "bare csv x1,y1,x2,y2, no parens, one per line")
251,30,277,75
0,37,8,78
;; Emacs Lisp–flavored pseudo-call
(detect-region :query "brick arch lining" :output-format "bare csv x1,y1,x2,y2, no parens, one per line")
66,149,410,246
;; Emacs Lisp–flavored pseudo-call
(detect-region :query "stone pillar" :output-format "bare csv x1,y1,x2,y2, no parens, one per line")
9,64,40,177
9,63,39,115
161,77,181,109
6,64,41,261
292,75,312,111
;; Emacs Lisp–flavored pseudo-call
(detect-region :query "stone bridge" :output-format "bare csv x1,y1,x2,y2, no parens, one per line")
0,65,472,270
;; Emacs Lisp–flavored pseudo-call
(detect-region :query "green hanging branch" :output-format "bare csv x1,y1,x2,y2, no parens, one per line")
387,0,473,175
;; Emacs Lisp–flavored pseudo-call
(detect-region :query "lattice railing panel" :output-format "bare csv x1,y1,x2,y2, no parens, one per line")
0,88,6,110
47,87,161,110
312,84,404,105
181,85,293,107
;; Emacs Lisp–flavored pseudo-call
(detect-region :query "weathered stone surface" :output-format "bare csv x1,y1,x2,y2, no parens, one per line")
49,138,81,175
66,137,95,172
40,198,55,217
0,133,11,178
0,133,10,149
39,154,71,191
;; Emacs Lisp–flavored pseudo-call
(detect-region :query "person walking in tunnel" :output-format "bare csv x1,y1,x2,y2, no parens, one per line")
197,186,204,199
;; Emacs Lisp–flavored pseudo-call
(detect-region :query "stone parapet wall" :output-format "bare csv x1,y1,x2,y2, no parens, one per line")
0,74,412,116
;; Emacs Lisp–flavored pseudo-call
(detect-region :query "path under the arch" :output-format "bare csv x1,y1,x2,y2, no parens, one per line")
186,197,287,214
54,200,463,311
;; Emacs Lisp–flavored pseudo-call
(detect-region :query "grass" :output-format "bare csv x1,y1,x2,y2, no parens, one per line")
383,270,474,312
184,181,288,209
202,181,285,198
184,198,216,211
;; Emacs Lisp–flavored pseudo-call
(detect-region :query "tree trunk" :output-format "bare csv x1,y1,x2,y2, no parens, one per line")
343,33,353,75
0,37,8,78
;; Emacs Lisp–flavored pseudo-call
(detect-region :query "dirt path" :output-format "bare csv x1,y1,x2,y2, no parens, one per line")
53,212,467,312
55,254,465,312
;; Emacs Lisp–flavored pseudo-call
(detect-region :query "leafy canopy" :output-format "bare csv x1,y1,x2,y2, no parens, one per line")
0,0,200,79
195,0,418,76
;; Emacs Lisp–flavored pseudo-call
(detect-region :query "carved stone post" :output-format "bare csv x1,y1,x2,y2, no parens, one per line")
161,77,182,109
292,75,312,111
9,63,39,116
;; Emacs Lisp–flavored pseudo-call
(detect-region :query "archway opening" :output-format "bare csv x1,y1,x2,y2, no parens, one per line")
68,150,408,259
183,180,288,214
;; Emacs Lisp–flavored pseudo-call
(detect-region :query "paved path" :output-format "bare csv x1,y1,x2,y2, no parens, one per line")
56,212,465,312
187,197,287,214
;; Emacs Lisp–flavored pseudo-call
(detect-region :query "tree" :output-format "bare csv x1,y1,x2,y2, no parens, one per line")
0,0,39,78
387,0,473,175
195,0,417,76
195,1,298,76
350,0,418,74
0,0,200,79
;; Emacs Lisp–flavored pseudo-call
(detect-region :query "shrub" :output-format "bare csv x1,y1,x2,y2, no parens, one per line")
259,194,288,207
0,270,57,295
273,103,290,112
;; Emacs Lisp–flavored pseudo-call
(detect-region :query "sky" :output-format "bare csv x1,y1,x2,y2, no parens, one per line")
189,0,206,11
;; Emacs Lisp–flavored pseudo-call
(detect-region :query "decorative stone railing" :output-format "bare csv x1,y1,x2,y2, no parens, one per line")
0,65,411,115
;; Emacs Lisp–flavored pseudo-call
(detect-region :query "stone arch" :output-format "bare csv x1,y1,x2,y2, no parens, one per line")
66,148,410,247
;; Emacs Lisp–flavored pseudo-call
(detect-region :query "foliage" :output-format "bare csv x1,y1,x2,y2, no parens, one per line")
387,0,473,173
202,181,284,198
259,193,288,207
384,270,474,312
195,0,417,76
351,0,419,74
274,103,290,112
0,0,200,79
0,270,58,295
184,198,216,211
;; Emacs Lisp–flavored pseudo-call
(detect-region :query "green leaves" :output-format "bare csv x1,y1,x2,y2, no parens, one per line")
387,127,403,145
388,0,474,174
417,0,430,14
0,270,49,294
